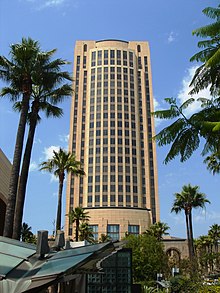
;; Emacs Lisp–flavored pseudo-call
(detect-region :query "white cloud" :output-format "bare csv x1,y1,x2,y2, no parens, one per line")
153,97,160,111
44,0,65,7
42,145,60,161
22,0,74,10
29,161,38,172
167,31,175,43
177,66,212,115
153,97,163,127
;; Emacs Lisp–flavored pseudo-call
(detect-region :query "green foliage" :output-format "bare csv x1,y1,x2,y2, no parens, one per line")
190,5,220,96
39,148,85,178
78,222,94,243
99,233,111,243
144,221,170,241
67,207,90,224
142,286,166,293
67,207,90,241
199,285,220,293
171,184,210,260
40,148,85,232
169,275,201,292
179,257,200,277
204,152,220,175
171,184,210,214
152,4,220,171
20,222,36,244
195,224,220,273
125,234,168,283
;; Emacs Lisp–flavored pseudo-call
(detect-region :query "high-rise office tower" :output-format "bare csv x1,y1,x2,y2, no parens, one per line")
65,40,159,241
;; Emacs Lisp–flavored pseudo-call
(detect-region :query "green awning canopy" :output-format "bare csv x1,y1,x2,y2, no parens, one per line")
0,236,115,293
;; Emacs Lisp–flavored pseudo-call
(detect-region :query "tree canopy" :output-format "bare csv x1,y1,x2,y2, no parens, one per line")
152,4,220,172
40,148,84,233
144,221,170,241
171,184,210,260
125,234,168,283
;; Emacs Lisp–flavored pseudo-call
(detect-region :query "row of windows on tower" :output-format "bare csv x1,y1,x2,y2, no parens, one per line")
91,50,134,67
89,110,136,120
91,67,134,75
89,128,136,137
87,147,137,157
89,95,135,105
89,121,137,129
87,185,138,193
90,89,135,98
87,165,138,174
86,196,142,209
91,73,134,83
76,55,149,73
90,80,135,89
88,155,137,164
90,96,135,108
87,175,139,183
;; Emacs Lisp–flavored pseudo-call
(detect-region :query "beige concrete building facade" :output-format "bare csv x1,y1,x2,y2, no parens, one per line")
0,148,11,235
65,40,159,241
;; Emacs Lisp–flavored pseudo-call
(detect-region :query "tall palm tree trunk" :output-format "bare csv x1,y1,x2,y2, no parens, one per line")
56,174,64,232
12,106,38,240
3,91,30,238
185,211,192,260
188,211,195,258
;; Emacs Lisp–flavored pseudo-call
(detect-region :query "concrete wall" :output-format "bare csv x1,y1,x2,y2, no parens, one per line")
0,148,11,235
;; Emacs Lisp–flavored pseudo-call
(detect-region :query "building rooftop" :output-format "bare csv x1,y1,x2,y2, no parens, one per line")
0,235,115,293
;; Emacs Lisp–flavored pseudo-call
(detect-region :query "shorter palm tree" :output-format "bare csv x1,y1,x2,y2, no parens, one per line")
204,152,220,175
171,184,210,260
40,148,85,233
208,224,220,253
20,222,36,243
79,222,94,243
145,221,170,241
67,207,90,241
99,233,111,243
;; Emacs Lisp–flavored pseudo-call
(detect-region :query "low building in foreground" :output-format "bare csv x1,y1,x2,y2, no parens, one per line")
0,148,11,235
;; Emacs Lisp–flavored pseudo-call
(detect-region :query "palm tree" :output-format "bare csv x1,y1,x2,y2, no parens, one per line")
40,149,85,233
171,184,210,260
79,222,94,243
152,97,220,164
67,207,90,241
208,223,220,253
12,55,72,240
145,221,170,241
99,233,111,243
189,5,220,97
20,222,35,243
152,5,220,168
0,38,41,238
204,152,220,175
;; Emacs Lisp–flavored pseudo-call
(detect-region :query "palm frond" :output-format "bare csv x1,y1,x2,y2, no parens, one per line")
179,98,195,111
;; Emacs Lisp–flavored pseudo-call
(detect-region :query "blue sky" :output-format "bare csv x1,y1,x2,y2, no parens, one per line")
1,0,219,238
